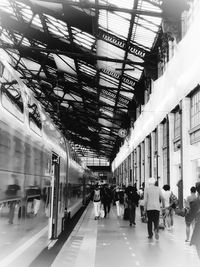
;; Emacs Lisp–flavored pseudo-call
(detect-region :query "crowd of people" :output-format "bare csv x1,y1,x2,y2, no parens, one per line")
91,179,200,258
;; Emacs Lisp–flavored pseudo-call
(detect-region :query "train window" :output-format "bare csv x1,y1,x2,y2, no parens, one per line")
1,69,24,121
28,101,42,135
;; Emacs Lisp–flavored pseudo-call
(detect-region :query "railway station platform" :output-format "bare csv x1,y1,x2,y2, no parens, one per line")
51,202,200,267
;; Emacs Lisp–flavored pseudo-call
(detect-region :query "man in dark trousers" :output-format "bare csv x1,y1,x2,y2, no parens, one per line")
125,184,140,226
101,184,112,218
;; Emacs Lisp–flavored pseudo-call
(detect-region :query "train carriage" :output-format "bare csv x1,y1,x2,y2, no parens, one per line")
0,49,87,254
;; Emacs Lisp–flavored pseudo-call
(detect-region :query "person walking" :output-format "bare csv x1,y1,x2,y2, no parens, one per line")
101,184,112,218
144,177,165,240
93,184,101,220
184,186,197,242
125,185,140,226
139,183,147,222
162,184,173,229
114,186,123,217
190,182,200,258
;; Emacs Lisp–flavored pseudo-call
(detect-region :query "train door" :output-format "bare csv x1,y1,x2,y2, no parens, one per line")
49,152,60,239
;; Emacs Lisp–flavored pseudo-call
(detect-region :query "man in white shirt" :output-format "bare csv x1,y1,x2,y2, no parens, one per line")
144,178,165,240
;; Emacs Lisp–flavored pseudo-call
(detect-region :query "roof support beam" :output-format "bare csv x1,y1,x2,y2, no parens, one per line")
0,44,145,66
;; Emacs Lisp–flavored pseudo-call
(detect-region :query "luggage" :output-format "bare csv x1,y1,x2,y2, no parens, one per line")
159,209,165,230
140,205,147,223
141,214,147,223
123,207,129,220
100,205,105,218
159,221,165,230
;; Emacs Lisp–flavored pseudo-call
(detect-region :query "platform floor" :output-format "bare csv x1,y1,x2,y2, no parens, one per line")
51,202,200,267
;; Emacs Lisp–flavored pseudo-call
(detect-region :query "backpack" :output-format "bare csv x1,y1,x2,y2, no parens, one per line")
103,188,111,202
127,190,140,205
93,190,100,201
170,192,178,208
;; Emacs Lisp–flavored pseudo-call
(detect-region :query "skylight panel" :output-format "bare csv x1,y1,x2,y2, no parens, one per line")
120,91,134,100
136,25,155,38
140,0,162,13
99,95,115,107
134,34,155,49
101,109,113,118
70,93,82,102
99,133,110,139
138,15,161,28
141,15,162,26
21,58,40,72
31,14,43,30
130,1,162,51
101,90,116,101
98,118,113,128
64,74,78,83
14,33,22,42
7,51,20,63
14,33,31,47
99,10,130,39
121,82,135,91
21,37,31,46
54,87,64,98
0,0,14,15
124,61,143,81
78,62,97,77
53,54,76,75
99,61,124,76
36,42,47,49
99,0,133,20
45,15,69,39
61,102,69,109
126,69,142,81
31,0,63,12
127,53,144,63
99,76,119,88
100,0,134,10
133,25,157,48
64,94,76,101
83,85,97,94
20,7,33,23
97,40,124,59
118,97,129,107
0,30,14,45
72,28,95,50
102,127,110,133
97,40,125,74
99,70,119,88
137,18,158,34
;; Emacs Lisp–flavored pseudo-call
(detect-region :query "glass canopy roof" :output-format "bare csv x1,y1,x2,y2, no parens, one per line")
0,0,163,163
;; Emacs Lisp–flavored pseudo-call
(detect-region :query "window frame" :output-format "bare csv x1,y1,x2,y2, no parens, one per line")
28,101,42,136
0,65,24,122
